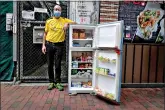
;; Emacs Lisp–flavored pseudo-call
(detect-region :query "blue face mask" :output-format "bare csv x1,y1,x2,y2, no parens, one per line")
54,11,61,17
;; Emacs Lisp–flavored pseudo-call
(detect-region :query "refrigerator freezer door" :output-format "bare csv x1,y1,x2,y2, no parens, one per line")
93,50,122,103
94,21,124,50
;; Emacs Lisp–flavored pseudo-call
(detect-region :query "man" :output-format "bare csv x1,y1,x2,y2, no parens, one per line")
42,4,76,91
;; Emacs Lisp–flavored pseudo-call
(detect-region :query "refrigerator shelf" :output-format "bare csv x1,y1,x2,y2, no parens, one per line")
72,61,93,63
70,87,93,91
73,39,93,41
96,73,115,78
71,77,92,80
70,47,93,51
71,68,93,70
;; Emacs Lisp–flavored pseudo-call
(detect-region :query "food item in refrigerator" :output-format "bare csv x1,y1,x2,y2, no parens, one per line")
73,32,79,39
79,64,85,68
96,67,111,76
82,82,90,88
111,59,116,63
95,67,100,74
108,71,116,77
76,57,81,61
80,53,86,61
98,56,110,63
71,69,78,75
87,81,92,86
73,42,80,47
105,93,115,100
85,64,88,68
85,53,92,62
84,43,92,47
88,64,92,68
79,32,86,39
103,58,108,62
72,61,78,68
100,68,104,75
98,56,103,61
71,82,76,87
72,82,82,88
77,82,82,88
72,57,76,61
95,87,105,96
105,69,109,75
95,88,102,94
87,56,92,62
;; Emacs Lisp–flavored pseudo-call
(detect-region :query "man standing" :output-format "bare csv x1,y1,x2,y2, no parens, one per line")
42,4,76,90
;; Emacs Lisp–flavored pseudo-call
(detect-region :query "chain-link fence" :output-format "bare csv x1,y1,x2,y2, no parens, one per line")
18,1,69,82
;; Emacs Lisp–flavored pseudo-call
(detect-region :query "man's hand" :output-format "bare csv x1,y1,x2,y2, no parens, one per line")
63,23,69,31
42,45,46,54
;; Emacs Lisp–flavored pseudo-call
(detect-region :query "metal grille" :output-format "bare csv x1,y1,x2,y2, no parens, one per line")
18,1,69,82
22,23,46,76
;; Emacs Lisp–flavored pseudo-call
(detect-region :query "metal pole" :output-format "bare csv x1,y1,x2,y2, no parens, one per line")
13,1,18,84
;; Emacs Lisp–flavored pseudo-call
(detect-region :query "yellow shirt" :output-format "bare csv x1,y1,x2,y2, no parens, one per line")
45,17,74,43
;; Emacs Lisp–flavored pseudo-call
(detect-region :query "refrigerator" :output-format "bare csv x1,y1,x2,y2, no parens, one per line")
68,21,124,103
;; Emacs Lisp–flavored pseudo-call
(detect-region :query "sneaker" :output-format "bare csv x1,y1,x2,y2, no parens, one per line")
55,83,64,91
47,83,55,90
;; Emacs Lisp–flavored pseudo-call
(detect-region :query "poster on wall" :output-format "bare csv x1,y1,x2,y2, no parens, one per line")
119,1,164,43
133,2,165,43
69,1,99,25
118,1,146,42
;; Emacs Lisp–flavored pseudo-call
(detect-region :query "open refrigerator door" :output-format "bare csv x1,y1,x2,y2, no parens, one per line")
93,21,124,103
94,21,124,50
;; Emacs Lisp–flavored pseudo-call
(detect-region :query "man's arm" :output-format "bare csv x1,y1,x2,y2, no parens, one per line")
42,32,47,54
68,21,77,25
42,32,47,46
63,18,77,30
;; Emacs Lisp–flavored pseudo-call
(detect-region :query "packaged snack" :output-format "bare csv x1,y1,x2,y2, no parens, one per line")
73,32,79,39
100,68,104,75
105,69,109,75
85,64,88,68
88,81,92,86
79,32,86,39
80,53,86,61
95,68,99,74
88,64,92,68
111,59,116,63
72,61,78,68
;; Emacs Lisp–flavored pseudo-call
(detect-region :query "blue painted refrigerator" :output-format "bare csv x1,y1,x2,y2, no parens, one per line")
68,21,124,103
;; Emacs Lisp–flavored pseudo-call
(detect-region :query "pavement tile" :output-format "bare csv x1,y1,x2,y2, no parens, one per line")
1,84,164,110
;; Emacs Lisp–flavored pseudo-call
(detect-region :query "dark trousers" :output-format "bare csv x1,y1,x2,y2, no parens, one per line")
46,41,64,83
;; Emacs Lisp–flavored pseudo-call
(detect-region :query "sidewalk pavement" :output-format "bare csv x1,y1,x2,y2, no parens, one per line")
1,84,164,110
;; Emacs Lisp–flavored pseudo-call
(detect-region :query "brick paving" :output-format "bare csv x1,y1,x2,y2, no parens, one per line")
1,84,164,110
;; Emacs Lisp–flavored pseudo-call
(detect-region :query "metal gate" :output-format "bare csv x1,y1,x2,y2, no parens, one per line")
17,1,69,82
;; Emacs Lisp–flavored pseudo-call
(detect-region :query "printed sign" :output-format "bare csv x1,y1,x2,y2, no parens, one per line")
134,2,164,43
34,7,48,13
119,1,164,43
22,10,35,20
75,1,98,24
76,1,93,24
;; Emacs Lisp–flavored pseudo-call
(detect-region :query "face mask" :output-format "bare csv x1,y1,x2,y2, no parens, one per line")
54,11,61,17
